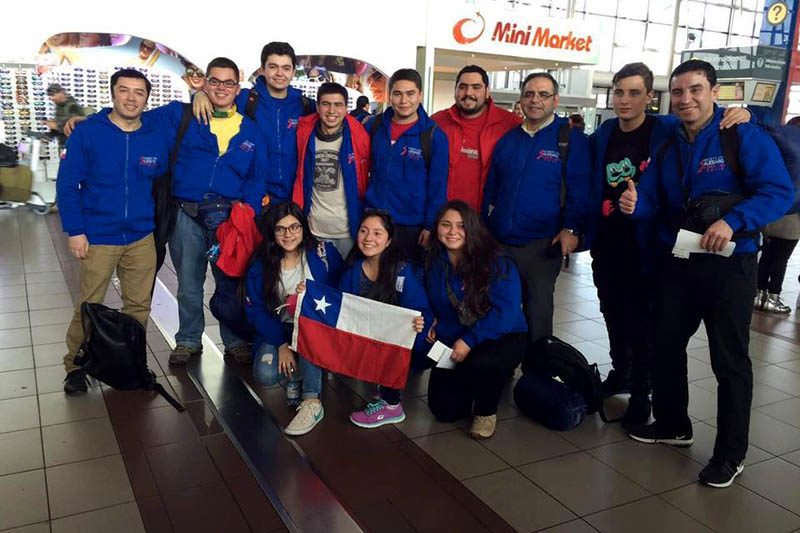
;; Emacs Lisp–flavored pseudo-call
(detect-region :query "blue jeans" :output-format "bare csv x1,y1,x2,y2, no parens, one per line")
253,342,323,399
169,209,246,351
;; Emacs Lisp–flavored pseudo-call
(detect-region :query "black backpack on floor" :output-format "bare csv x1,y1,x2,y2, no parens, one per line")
74,302,184,411
522,336,609,422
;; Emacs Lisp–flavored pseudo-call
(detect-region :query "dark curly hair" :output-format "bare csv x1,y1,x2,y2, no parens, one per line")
426,200,502,318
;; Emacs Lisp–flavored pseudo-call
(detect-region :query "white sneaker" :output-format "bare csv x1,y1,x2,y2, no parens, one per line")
285,399,324,436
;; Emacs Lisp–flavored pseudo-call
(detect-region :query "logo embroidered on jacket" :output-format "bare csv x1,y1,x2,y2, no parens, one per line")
287,118,299,129
139,156,159,168
403,146,423,161
347,153,356,165
697,156,725,174
536,149,560,163
239,141,255,152
460,146,479,160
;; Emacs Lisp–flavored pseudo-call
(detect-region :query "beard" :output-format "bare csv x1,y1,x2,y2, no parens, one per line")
458,99,486,116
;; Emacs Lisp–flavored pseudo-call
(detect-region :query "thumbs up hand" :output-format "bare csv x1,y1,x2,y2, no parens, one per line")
619,179,637,215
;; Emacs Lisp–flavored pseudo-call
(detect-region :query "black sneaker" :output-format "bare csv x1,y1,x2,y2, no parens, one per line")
628,421,693,446
621,394,652,431
699,459,744,488
601,369,630,397
225,344,252,364
63,369,89,395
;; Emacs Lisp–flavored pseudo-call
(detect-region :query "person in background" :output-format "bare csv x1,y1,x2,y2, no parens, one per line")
46,83,91,147
244,201,342,435
568,113,585,132
350,95,371,123
424,201,527,439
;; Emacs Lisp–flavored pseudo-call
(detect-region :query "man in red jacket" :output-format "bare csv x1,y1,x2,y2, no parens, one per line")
432,65,521,211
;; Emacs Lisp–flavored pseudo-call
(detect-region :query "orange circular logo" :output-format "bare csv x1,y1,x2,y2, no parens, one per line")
453,12,486,45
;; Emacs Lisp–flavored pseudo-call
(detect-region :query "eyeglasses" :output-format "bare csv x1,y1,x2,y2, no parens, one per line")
521,91,555,101
274,223,303,236
207,77,237,89
185,68,204,77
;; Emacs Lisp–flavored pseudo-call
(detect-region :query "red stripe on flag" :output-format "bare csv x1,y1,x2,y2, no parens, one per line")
296,316,411,390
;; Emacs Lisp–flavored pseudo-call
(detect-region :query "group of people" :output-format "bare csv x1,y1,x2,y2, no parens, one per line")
55,38,795,490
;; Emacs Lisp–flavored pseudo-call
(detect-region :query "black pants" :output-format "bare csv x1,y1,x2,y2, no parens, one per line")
380,348,435,405
393,225,425,265
652,253,756,464
757,236,798,293
427,332,526,420
591,239,653,396
504,239,562,345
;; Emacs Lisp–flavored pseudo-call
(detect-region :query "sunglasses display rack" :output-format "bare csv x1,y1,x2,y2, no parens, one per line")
291,79,361,111
0,63,58,160
0,64,190,162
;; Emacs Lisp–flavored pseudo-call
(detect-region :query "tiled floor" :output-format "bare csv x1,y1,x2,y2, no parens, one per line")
2,206,800,532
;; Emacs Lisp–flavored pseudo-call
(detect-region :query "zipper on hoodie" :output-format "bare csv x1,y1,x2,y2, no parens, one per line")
208,155,220,190
276,106,282,186
123,134,129,244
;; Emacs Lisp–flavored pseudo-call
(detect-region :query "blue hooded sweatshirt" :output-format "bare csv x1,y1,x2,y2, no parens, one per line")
424,252,527,349
634,106,793,254
234,78,314,204
482,117,593,245
339,259,433,353
57,109,170,245
150,101,269,212
244,241,343,349
364,106,449,229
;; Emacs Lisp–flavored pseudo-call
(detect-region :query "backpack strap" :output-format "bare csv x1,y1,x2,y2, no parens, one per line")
301,95,315,116
720,124,744,179
152,381,185,412
421,123,436,171
558,123,570,209
368,114,383,142
244,90,259,121
170,103,193,170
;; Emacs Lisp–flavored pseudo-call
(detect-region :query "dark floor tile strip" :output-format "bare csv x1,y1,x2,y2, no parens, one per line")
185,353,363,533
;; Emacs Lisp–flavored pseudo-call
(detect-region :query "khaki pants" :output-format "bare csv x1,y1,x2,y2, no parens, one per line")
64,233,156,373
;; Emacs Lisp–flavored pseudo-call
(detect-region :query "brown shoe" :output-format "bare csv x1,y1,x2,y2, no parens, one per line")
168,345,201,366
469,415,497,439
225,344,252,364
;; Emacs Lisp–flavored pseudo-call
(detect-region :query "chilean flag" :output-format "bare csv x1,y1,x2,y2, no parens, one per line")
291,280,420,389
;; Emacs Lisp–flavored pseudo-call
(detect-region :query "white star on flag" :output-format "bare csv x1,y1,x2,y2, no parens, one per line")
314,296,332,314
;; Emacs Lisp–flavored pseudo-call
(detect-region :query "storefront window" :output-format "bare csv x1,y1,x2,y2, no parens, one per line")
648,0,677,24
615,19,647,48
704,5,731,32
616,0,648,20
645,22,673,52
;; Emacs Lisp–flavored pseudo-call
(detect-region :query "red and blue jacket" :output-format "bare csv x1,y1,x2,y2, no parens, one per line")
292,114,370,239
57,109,170,245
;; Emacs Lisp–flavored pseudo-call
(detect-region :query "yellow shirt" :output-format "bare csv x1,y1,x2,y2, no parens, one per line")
209,109,244,155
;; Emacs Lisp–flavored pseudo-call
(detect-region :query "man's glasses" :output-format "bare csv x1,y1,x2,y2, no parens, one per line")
521,91,555,101
274,223,303,236
207,78,237,89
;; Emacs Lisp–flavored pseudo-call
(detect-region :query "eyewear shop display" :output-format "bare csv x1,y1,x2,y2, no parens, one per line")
0,65,189,160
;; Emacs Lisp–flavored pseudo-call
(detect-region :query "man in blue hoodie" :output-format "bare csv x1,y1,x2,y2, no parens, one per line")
57,69,170,395
364,68,448,263
164,57,269,367
193,42,314,206
622,60,793,488
482,72,592,348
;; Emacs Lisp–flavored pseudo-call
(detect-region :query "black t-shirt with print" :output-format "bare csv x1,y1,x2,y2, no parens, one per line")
596,115,656,251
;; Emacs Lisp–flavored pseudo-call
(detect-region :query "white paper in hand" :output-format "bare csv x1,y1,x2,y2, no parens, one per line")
427,340,456,370
672,229,736,259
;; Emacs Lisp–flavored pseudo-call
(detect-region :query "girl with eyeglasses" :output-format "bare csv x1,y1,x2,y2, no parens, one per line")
339,210,432,428
244,201,343,435
423,201,527,439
